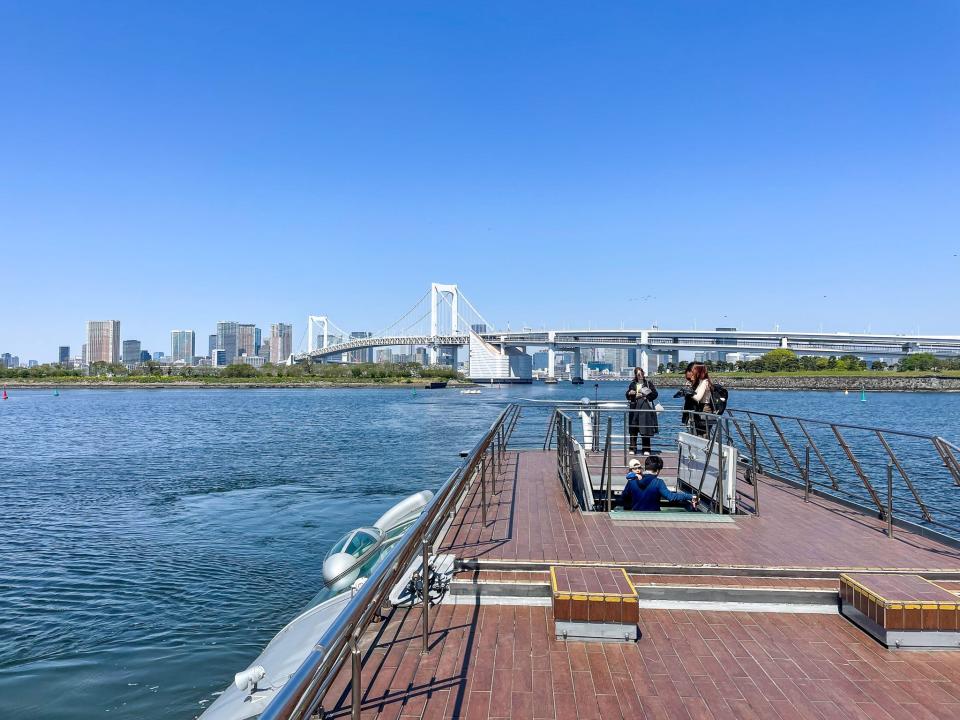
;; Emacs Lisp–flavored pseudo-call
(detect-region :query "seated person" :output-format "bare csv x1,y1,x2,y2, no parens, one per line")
621,456,699,511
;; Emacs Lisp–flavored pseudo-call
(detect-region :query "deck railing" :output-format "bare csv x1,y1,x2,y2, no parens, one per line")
536,400,960,541
259,403,522,720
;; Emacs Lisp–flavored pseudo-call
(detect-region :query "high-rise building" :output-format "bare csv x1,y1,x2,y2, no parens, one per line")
532,350,549,371
237,324,257,358
140,350,152,362
82,344,87,365
254,327,262,356
211,349,227,368
122,340,142,365
28,359,38,368
269,323,293,364
1,353,11,368
349,331,373,363
86,320,121,364
170,330,195,363
471,323,488,334
208,334,217,357
58,346,71,365
216,321,239,361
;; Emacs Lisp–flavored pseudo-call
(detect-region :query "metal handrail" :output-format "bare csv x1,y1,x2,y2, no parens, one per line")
534,400,960,538
260,403,521,720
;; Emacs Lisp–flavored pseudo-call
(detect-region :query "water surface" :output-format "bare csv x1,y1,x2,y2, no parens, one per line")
1,384,958,718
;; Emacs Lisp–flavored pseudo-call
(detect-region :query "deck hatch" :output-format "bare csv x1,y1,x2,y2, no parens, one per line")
840,573,960,648
551,566,638,642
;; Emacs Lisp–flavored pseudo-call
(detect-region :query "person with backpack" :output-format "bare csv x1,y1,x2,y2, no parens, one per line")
625,366,659,454
688,363,728,437
673,362,698,433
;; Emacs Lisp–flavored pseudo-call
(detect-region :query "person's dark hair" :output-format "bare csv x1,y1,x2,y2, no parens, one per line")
644,455,664,473
690,363,711,386
633,367,645,381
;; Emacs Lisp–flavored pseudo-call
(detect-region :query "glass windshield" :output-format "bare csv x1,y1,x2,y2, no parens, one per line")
324,527,381,561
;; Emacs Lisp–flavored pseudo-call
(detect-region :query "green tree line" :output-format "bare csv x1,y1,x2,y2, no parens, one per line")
657,349,960,375
1,360,460,382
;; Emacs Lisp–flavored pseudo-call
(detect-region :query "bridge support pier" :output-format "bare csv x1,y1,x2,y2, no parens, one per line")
547,331,556,379
572,347,583,383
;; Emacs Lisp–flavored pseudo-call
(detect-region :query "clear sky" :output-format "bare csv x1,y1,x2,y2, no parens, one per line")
1,2,958,361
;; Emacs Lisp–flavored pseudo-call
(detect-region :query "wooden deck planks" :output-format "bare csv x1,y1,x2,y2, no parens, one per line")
439,450,960,572
318,603,960,719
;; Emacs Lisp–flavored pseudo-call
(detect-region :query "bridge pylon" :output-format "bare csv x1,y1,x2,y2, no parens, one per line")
430,283,459,365
307,316,329,353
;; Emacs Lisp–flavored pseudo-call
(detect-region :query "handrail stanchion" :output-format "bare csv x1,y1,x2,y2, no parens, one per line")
798,420,839,490
420,537,431,655
876,431,931,522
623,411,628,466
605,416,613,513
887,462,894,539
480,456,488,527
803,445,811,503
717,418,725,515
831,425,886,516
350,634,362,720
751,423,761,517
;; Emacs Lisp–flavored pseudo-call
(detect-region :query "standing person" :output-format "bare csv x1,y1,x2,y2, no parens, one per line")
674,362,698,433
689,363,714,437
625,367,659,454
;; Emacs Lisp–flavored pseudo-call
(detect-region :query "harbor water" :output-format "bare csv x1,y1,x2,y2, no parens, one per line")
1,384,959,718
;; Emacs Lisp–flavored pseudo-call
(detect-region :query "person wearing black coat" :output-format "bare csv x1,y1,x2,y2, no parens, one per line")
625,367,659,454
673,362,698,433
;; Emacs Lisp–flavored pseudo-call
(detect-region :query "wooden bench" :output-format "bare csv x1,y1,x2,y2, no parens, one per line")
550,566,638,642
840,573,960,649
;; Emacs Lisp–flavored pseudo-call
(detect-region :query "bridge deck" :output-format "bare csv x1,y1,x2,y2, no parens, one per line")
320,449,960,719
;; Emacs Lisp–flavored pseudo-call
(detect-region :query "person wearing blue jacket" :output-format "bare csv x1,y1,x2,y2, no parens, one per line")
621,456,699,511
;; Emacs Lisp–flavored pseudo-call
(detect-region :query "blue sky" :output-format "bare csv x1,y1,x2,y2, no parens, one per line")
1,2,958,361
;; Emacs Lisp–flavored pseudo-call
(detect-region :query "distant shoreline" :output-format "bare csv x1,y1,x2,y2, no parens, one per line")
0,380,473,390
650,374,960,393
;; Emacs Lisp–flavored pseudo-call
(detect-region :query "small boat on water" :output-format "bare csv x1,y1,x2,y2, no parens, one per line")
543,377,559,384
460,388,482,395
200,491,434,720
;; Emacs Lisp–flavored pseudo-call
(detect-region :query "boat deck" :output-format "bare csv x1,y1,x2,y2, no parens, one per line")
440,451,960,572
318,449,960,719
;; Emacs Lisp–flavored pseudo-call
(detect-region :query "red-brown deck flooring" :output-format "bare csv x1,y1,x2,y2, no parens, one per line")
439,451,960,571
320,602,960,719
320,450,960,719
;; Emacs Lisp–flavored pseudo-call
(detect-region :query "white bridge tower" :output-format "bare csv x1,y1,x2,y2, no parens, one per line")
429,283,460,365
307,315,329,353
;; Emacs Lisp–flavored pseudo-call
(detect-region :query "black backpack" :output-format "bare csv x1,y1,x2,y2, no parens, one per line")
711,382,729,415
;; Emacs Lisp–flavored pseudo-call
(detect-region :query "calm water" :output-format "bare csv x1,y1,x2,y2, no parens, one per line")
2,384,959,718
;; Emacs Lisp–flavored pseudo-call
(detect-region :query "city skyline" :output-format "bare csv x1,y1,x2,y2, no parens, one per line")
2,3,958,360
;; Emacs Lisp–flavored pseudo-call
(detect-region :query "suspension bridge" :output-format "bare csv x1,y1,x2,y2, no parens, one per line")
291,283,960,383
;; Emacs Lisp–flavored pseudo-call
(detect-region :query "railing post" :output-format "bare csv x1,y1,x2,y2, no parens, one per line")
480,456,488,527
803,445,811,503
420,537,431,655
350,633,362,720
750,423,761,517
717,419,725,515
887,462,894,539
605,416,613,513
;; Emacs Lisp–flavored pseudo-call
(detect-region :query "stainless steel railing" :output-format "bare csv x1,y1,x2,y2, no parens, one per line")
548,404,733,513
534,400,960,540
259,403,522,720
